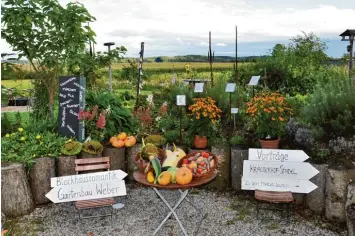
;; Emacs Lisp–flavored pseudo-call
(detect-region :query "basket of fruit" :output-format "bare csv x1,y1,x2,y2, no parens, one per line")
135,140,166,173
177,151,218,178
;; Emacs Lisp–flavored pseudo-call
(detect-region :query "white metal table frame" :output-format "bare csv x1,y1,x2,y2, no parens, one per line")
152,188,205,236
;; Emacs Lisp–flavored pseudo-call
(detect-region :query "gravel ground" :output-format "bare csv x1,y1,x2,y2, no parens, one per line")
4,184,347,236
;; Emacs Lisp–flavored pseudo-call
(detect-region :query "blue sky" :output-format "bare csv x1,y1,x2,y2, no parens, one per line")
1,0,354,58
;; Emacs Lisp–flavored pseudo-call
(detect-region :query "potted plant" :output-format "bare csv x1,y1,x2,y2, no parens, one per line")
246,91,292,149
78,105,107,141
230,133,247,149
58,139,82,176
187,97,222,149
81,140,104,158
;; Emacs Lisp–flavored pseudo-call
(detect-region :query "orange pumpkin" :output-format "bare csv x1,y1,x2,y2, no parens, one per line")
110,136,118,144
158,171,171,185
125,136,137,147
112,139,125,148
117,132,127,141
176,167,193,185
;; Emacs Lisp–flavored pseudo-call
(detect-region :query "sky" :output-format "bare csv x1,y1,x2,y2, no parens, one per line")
1,0,355,58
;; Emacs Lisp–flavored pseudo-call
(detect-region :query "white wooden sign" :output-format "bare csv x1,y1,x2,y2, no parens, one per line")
241,177,317,194
51,170,127,188
46,170,128,203
46,180,126,203
243,160,319,180
225,83,236,92
194,83,204,93
248,148,309,162
248,76,260,86
176,95,186,106
231,108,239,114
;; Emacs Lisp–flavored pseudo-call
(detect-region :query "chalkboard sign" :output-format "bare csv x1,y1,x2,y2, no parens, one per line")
58,76,86,142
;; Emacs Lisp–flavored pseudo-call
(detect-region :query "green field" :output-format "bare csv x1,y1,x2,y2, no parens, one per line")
1,79,33,89
111,62,236,70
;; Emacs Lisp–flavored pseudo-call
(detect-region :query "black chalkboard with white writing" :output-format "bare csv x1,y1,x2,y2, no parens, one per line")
58,76,86,142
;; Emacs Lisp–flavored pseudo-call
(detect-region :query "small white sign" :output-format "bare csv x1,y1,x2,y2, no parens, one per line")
225,83,236,92
176,95,186,106
243,160,319,180
241,177,317,193
194,83,204,93
248,76,260,86
231,108,239,114
248,148,309,163
46,180,126,203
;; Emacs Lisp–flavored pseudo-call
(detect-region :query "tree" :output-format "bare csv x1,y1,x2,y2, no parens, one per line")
1,0,96,118
67,46,127,88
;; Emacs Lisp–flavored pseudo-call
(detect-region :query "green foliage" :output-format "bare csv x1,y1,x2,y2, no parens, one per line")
302,79,355,140
1,128,66,169
285,94,310,119
262,32,329,94
145,134,166,147
1,112,23,136
61,139,82,156
230,134,246,146
82,140,103,155
2,0,96,117
163,130,179,144
86,89,137,139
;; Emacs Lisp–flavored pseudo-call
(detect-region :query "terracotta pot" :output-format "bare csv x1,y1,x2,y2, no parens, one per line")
194,135,208,149
259,138,280,149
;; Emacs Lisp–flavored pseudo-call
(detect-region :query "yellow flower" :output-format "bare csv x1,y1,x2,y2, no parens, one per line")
36,135,41,139
5,134,10,137
18,127,24,132
20,137,25,141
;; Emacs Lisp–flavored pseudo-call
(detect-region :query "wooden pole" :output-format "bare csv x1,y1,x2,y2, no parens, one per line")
179,106,182,144
349,38,354,84
136,42,144,107
235,25,238,84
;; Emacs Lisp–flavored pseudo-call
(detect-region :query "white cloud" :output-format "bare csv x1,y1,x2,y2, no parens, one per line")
1,0,354,57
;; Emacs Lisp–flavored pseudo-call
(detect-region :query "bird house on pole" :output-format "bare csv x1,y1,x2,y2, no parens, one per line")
340,29,355,84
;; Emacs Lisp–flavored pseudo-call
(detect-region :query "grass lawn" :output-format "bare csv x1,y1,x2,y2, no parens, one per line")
1,79,33,89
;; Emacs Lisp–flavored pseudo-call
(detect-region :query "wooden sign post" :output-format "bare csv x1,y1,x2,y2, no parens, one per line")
176,95,186,144
231,108,239,129
46,170,127,203
242,149,318,194
58,76,86,142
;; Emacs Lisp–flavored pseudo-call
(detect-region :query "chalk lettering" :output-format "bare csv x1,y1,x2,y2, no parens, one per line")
67,104,79,108
60,99,72,107
66,124,75,135
69,109,78,117
73,82,86,91
79,91,83,103
61,107,66,127
59,93,67,99
67,93,74,98
62,88,77,92
60,77,76,87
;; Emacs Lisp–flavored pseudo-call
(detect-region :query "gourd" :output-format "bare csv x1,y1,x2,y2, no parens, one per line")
158,171,171,185
176,167,193,185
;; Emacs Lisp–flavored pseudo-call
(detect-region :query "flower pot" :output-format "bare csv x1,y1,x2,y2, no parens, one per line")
259,138,280,149
194,135,208,149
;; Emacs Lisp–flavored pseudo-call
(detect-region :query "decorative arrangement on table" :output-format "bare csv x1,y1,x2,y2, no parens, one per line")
187,97,222,149
109,132,137,148
245,91,292,149
135,140,218,186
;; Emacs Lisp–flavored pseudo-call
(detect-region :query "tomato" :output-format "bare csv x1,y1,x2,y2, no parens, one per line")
183,159,189,165
197,168,203,174
200,162,206,167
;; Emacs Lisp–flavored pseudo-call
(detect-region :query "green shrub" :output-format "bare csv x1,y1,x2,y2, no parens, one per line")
302,79,355,140
163,130,179,144
86,89,137,139
286,94,310,119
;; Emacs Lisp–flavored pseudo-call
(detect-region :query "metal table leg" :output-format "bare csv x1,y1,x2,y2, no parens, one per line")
178,190,205,236
153,188,189,236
